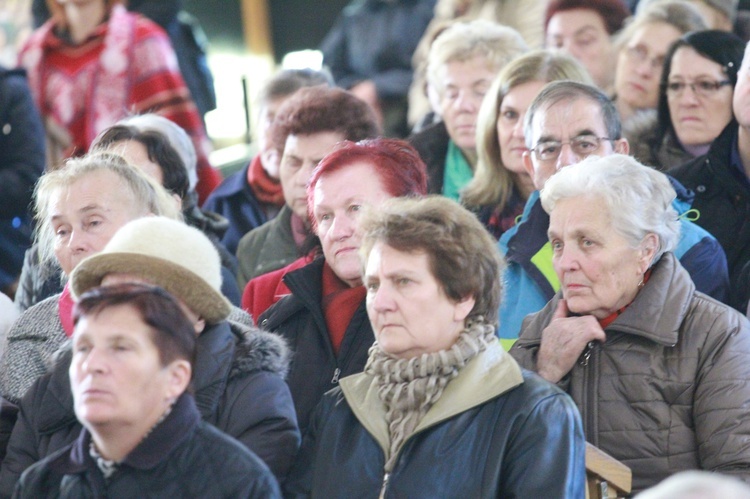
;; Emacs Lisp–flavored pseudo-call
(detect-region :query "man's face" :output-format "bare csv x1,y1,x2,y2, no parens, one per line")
523,97,628,189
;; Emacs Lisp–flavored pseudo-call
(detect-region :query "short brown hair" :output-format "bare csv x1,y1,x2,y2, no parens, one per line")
269,86,381,156
359,196,504,325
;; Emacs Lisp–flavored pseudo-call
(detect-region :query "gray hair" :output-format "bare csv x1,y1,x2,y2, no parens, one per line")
34,152,180,272
116,114,198,193
616,0,707,51
426,19,528,96
524,80,622,150
634,470,750,499
540,154,680,266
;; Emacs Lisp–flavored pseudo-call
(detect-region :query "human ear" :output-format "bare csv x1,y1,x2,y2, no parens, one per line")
615,138,630,155
638,233,659,273
453,295,476,323
165,359,191,400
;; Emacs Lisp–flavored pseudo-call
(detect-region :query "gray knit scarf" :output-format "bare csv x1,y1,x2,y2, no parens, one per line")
364,317,496,473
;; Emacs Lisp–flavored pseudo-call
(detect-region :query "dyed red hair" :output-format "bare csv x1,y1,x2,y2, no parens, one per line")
306,138,428,230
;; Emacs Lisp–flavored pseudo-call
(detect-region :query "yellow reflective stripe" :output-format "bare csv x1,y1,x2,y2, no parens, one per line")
530,242,560,292
499,338,517,352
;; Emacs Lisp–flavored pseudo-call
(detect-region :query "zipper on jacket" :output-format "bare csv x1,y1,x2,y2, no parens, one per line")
379,472,390,498
582,342,598,443
579,341,595,366
331,367,341,384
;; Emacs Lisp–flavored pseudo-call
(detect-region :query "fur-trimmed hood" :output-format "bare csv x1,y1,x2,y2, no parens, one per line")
228,319,290,380
622,109,693,171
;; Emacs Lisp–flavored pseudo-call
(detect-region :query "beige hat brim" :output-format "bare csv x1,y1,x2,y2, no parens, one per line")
70,252,232,324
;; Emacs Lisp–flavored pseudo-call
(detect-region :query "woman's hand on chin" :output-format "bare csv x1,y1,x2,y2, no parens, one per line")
536,300,606,383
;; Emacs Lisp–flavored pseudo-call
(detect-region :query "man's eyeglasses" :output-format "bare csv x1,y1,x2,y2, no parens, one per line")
530,135,612,162
664,79,732,98
625,45,665,70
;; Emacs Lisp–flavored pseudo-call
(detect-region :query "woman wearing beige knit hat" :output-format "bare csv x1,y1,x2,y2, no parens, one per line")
0,216,299,492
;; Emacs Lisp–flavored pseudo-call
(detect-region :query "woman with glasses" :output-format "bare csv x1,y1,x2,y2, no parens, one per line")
626,30,745,171
612,1,706,122
462,49,592,240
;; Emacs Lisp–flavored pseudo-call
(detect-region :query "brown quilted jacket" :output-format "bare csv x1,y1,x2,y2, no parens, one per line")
510,252,750,493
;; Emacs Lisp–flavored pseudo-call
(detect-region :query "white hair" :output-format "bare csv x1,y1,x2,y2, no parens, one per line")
540,154,680,265
119,114,198,192
634,470,750,499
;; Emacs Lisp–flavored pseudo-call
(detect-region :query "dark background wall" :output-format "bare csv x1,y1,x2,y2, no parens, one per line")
183,0,350,60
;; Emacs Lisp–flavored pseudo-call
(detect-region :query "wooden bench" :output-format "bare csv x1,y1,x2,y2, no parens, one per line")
586,443,632,498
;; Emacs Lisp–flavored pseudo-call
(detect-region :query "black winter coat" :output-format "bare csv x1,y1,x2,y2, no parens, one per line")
0,320,299,495
14,394,280,498
408,120,450,194
285,343,586,498
669,123,750,311
258,258,374,435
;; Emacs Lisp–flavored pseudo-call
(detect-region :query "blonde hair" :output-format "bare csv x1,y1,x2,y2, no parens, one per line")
34,152,181,272
615,1,707,52
462,50,592,208
426,20,528,97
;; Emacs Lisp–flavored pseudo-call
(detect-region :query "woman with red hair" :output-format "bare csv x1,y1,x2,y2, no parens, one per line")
250,138,427,435
19,0,220,202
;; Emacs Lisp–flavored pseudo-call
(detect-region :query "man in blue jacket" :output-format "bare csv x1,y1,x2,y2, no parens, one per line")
497,81,729,348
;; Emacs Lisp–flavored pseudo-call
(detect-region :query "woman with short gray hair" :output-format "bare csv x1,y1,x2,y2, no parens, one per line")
511,153,750,492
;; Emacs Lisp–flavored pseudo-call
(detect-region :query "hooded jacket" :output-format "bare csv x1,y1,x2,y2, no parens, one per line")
0,316,299,495
285,341,586,498
509,253,750,493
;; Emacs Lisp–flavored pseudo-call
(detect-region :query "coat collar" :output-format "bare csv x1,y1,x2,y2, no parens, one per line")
51,393,200,475
339,340,524,456
520,253,693,347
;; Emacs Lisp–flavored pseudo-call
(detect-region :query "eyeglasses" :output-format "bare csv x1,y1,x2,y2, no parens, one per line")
625,45,665,70
664,79,732,98
530,135,612,162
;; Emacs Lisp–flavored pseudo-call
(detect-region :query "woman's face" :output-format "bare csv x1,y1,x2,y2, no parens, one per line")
615,22,683,114
497,80,546,175
70,304,188,435
313,162,392,287
364,242,474,359
546,9,614,89
667,46,734,149
438,56,497,156
50,170,147,275
279,131,345,221
548,195,651,319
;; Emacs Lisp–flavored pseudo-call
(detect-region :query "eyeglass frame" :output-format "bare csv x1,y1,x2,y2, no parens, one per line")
529,134,614,163
663,79,732,98
624,44,665,71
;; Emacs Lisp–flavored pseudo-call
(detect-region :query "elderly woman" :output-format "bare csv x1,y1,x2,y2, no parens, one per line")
255,139,427,435
14,283,280,497
285,196,585,497
626,30,745,170
18,0,219,201
0,216,299,493
0,153,177,408
613,1,706,122
408,19,527,199
462,49,592,239
235,86,380,287
510,154,750,493
544,0,630,92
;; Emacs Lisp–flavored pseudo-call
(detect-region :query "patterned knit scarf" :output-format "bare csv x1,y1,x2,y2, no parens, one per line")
364,318,497,473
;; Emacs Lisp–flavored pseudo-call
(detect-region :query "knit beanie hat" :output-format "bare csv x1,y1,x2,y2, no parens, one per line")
69,217,231,324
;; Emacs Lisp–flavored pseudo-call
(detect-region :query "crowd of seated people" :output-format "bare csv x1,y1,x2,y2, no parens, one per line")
2,0,750,496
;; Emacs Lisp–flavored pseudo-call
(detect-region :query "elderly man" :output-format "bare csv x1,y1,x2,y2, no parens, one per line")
408,19,527,199
496,80,729,348
670,41,750,313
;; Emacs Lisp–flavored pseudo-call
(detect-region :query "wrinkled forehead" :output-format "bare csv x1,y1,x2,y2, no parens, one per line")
530,97,606,143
